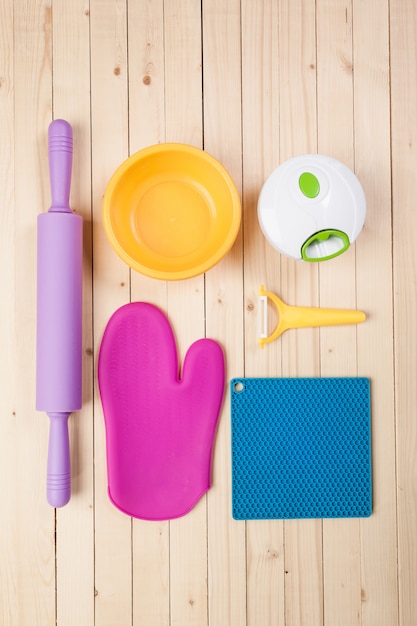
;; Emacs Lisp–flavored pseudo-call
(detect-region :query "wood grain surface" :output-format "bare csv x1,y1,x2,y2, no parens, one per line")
0,1,415,625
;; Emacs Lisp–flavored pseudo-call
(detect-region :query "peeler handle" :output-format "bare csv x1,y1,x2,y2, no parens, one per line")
48,119,73,212
285,304,366,329
46,412,71,507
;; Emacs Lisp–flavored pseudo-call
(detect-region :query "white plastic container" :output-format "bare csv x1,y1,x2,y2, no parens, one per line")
257,154,366,262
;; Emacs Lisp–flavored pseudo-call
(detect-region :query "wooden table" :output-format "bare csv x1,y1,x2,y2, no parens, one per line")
1,1,415,624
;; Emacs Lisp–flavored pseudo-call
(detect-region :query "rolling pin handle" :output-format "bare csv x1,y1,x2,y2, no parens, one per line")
48,119,73,213
46,412,71,508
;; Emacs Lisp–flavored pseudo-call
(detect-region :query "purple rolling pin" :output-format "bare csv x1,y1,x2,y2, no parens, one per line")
36,119,83,507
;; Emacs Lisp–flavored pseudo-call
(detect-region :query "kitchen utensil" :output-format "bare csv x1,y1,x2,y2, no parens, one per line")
258,154,366,261
102,143,241,280
36,119,83,507
231,377,372,519
258,284,366,347
98,302,225,520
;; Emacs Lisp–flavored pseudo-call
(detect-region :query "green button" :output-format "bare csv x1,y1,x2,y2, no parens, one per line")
299,172,320,198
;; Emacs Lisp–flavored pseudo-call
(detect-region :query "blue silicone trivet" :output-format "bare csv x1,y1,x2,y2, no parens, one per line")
230,377,372,520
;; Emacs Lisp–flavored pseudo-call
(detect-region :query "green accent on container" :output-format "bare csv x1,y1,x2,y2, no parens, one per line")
299,172,320,198
301,229,350,262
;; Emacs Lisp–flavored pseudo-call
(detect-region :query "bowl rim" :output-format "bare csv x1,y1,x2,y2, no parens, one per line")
102,142,242,280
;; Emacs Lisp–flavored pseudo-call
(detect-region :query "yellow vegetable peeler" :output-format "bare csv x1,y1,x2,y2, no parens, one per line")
258,284,366,348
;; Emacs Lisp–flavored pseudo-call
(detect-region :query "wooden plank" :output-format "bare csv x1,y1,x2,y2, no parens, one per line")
164,0,202,150
241,0,281,416
127,1,170,624
202,2,246,625
0,0,18,624
353,3,398,624
315,2,363,625
277,2,322,625
90,0,132,624
390,1,417,625
278,0,319,377
51,2,94,624
241,2,284,626
162,2,207,625
11,0,55,624
128,0,166,153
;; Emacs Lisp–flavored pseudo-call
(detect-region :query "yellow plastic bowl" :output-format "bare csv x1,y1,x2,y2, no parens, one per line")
102,143,241,280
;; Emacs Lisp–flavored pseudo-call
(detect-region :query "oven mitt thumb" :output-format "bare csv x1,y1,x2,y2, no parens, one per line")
98,302,225,521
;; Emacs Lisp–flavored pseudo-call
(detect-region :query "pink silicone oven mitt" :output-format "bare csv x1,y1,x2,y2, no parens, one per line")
98,302,225,521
